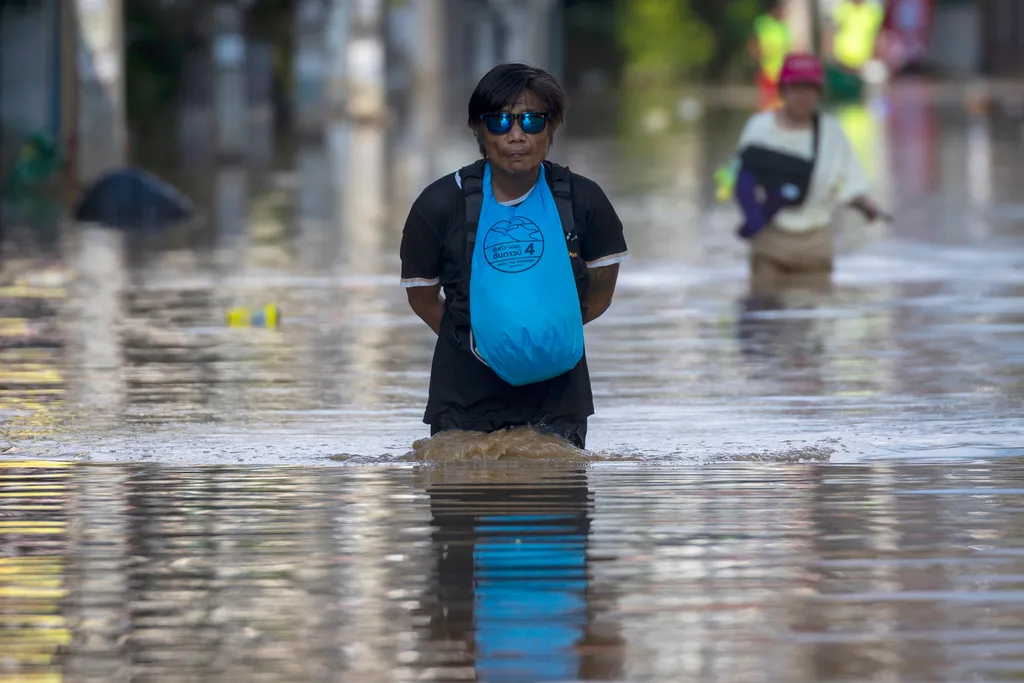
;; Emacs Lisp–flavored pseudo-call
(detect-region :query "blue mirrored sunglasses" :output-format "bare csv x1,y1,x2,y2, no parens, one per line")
480,111,549,135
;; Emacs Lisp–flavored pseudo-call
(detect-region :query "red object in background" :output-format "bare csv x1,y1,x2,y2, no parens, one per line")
756,71,781,111
881,0,936,71
779,53,825,88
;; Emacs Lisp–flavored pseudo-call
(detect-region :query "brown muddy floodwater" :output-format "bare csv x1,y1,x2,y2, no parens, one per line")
1,84,1024,681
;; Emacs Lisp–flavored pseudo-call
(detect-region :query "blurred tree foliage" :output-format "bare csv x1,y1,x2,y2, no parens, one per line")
124,0,292,126
124,0,207,124
120,0,774,128
246,0,295,121
618,0,776,84
619,0,715,83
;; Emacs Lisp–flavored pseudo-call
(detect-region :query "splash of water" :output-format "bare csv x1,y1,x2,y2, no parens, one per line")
408,427,605,463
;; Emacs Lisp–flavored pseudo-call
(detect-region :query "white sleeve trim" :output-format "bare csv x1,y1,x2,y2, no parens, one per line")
400,277,440,288
586,251,630,269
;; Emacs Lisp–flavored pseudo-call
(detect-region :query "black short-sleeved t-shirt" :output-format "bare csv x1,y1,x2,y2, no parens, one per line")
400,163,628,430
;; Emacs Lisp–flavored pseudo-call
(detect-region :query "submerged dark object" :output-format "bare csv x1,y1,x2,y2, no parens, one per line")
74,166,195,230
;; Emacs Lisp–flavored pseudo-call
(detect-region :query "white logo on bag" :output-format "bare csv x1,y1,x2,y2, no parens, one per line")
782,183,800,200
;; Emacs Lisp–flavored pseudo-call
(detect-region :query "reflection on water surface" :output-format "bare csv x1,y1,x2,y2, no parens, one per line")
2,460,1024,682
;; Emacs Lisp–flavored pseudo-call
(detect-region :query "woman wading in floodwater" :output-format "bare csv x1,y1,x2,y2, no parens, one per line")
732,53,885,296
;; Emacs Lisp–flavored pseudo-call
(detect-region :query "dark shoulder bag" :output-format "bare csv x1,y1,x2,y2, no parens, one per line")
738,112,821,207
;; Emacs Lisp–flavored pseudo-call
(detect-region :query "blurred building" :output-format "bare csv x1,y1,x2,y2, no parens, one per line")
816,0,1021,77
926,0,981,75
976,0,1024,76
3,0,1024,185
0,0,62,172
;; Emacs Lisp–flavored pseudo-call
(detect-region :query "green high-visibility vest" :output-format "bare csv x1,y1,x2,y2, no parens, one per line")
832,0,885,70
754,14,791,81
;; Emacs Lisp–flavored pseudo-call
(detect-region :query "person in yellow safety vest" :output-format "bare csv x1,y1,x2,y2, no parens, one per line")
827,0,885,73
748,1,791,110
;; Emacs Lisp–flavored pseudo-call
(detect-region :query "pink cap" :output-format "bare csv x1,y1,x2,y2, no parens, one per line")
779,53,825,88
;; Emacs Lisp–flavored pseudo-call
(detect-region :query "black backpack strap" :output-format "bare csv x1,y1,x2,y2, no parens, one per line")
808,112,821,182
459,160,486,264
545,161,575,236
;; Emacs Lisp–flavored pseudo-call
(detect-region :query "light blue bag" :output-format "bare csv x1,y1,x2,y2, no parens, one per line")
469,163,584,386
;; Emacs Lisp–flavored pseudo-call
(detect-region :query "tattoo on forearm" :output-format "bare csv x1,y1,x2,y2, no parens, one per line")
587,264,618,295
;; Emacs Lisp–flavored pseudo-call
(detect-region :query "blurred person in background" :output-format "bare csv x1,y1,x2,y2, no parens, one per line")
715,1,789,201
399,63,629,449
824,0,886,102
732,53,883,296
747,1,791,110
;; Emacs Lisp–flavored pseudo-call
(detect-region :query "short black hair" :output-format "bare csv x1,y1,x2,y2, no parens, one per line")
466,63,568,127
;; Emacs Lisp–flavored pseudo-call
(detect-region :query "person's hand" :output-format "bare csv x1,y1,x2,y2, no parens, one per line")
737,217,765,240
851,196,882,222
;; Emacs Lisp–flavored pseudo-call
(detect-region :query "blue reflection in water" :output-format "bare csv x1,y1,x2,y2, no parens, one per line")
426,471,592,682
474,513,588,681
